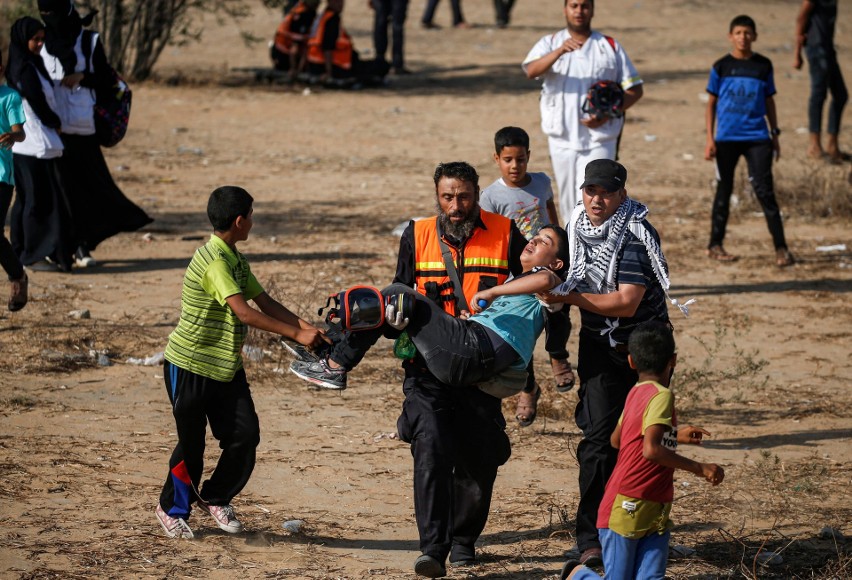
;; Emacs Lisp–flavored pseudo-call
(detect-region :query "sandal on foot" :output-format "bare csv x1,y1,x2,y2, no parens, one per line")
515,384,540,427
775,248,795,268
550,357,575,393
707,245,737,262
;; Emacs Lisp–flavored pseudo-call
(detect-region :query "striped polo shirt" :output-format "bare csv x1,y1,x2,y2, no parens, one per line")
164,235,264,382
575,223,670,345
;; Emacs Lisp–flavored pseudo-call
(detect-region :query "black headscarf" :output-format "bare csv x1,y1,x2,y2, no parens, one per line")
5,17,51,91
38,0,97,75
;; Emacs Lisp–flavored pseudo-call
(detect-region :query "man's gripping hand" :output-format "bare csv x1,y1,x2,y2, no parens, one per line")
385,303,409,330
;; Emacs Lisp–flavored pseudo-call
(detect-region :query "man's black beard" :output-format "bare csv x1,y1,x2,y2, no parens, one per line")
437,204,478,242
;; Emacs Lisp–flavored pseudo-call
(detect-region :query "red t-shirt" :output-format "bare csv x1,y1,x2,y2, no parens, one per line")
597,381,677,530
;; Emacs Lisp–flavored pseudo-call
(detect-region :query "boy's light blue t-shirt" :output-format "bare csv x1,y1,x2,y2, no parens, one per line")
0,85,26,186
480,172,553,240
472,293,545,369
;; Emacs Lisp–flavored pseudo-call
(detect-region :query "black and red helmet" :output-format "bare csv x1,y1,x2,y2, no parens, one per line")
582,80,625,121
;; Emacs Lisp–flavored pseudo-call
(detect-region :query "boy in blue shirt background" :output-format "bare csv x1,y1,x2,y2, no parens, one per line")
703,15,794,268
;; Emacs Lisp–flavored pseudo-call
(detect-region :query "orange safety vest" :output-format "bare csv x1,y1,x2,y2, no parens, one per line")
413,212,513,317
273,3,313,53
306,10,353,70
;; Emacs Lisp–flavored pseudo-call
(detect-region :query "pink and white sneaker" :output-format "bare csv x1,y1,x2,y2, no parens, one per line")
199,502,243,534
155,503,194,539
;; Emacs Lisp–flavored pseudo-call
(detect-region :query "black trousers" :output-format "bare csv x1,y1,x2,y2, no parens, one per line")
493,0,516,25
574,330,637,552
397,367,511,561
544,306,571,360
0,183,24,281
11,154,75,271
710,140,788,251
422,0,464,26
373,0,409,69
159,362,261,519
806,44,848,135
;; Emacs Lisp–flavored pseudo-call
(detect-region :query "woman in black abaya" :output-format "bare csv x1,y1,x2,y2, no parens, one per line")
38,0,151,267
6,17,75,273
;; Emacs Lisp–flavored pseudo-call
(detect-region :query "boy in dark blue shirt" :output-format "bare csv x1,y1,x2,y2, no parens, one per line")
704,14,794,267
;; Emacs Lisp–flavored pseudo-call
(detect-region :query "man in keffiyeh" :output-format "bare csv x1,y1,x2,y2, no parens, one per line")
541,159,676,568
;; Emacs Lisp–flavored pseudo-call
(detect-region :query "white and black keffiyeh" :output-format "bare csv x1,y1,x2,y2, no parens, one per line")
551,198,694,317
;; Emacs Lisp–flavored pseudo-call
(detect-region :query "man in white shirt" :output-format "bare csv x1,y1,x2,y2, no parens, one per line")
523,0,643,221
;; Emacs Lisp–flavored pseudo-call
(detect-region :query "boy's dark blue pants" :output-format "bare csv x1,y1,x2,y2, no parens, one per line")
574,330,637,553
159,361,260,519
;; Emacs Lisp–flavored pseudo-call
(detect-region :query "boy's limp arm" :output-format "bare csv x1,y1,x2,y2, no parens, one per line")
471,270,562,312
226,291,330,348
643,424,725,486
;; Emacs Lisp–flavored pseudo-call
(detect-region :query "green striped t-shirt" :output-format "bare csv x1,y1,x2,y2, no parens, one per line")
164,235,264,382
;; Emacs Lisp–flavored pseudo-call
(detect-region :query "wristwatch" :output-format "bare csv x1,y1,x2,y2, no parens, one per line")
771,128,782,137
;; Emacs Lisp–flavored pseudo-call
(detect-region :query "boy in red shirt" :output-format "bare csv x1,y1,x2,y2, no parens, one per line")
561,321,725,579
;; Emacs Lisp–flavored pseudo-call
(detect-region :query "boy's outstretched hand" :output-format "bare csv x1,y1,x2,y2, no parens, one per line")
699,463,725,486
678,425,711,445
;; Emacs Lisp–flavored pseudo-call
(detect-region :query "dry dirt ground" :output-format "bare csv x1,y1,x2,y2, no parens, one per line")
1,1,850,578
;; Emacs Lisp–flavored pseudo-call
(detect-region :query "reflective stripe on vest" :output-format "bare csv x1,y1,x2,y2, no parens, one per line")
413,212,512,316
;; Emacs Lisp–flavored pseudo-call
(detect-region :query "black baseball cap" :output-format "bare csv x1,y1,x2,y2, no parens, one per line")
579,159,628,192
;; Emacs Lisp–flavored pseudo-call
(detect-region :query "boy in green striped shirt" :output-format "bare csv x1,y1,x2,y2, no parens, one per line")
156,185,329,539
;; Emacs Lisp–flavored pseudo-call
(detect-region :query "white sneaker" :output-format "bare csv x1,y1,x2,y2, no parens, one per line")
155,503,194,539
200,502,243,533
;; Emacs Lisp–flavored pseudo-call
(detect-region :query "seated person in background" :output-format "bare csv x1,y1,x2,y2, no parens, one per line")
270,0,320,80
289,225,570,393
306,0,389,87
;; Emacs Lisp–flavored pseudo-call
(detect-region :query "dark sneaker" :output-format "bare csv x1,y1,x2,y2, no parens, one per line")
281,340,329,363
414,554,446,578
449,543,476,566
155,503,194,539
290,358,347,390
